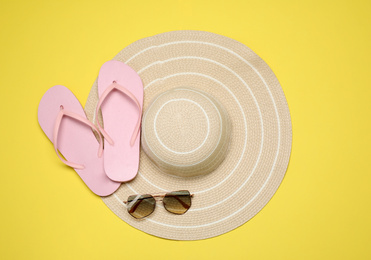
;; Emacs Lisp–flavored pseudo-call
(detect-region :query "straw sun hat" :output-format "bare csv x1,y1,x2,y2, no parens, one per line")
85,30,292,240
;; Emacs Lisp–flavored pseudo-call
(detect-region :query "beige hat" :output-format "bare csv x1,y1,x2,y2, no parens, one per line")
85,30,292,240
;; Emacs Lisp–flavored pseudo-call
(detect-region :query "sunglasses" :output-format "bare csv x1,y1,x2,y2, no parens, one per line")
123,190,193,219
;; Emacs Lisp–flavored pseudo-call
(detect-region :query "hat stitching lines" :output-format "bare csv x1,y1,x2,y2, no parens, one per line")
139,73,249,190
169,88,224,157
141,84,229,171
112,40,281,229
142,89,222,167
124,40,244,65
143,88,224,165
153,98,210,155
134,54,265,195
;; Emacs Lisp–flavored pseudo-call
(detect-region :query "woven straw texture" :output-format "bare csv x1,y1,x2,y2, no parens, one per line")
84,30,292,240
141,87,231,177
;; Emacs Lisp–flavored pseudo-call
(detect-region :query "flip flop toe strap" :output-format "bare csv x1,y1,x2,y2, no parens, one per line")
53,107,104,170
95,82,142,147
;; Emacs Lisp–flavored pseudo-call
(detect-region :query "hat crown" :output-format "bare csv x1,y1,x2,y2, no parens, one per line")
141,88,231,177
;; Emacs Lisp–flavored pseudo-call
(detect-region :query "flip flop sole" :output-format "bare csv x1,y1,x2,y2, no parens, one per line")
38,85,121,196
98,61,143,182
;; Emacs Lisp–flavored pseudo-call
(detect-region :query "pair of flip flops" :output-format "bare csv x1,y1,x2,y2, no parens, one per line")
38,61,143,196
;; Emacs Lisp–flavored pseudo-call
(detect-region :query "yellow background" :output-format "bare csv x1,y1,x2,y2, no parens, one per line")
1,0,370,259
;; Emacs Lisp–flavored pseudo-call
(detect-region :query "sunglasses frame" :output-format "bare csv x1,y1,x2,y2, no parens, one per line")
123,190,194,219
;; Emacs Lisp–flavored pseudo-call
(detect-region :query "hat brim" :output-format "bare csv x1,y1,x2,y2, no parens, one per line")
85,30,292,240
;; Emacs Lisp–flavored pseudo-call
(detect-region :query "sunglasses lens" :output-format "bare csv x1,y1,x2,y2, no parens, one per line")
163,190,191,215
126,194,156,219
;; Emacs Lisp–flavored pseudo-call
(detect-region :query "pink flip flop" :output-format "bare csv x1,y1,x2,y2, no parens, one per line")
96,61,143,182
38,85,121,196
